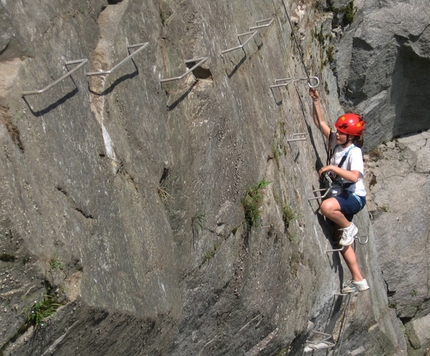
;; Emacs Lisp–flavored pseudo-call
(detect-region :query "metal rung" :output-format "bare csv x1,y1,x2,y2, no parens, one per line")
308,173,333,200
221,30,258,56
160,56,208,83
326,235,369,253
326,246,345,253
287,133,307,142
221,18,274,56
270,76,320,89
305,331,335,350
86,42,149,76
308,187,331,201
21,59,88,96
249,18,274,30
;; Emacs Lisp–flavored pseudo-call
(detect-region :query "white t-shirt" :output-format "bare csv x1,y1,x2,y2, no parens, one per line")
330,143,366,197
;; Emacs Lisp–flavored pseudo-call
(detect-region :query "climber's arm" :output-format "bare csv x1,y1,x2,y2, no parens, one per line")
309,88,331,139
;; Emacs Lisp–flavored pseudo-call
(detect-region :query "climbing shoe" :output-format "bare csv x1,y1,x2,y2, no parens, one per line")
339,222,358,246
342,279,370,293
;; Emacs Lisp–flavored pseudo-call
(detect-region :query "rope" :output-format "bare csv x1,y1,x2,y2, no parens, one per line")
280,0,330,163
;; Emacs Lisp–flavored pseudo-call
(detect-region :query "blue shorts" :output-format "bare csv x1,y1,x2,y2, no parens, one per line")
334,191,366,222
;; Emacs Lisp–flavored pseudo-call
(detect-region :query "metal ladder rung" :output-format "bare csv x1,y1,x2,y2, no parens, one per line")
160,57,208,83
326,236,369,253
21,59,88,96
221,30,258,55
308,187,331,201
326,246,345,253
270,76,320,89
86,42,149,76
308,173,333,201
221,18,274,56
249,18,274,30
287,133,307,142
305,331,335,351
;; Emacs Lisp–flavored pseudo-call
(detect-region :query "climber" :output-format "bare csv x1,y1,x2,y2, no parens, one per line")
309,88,369,294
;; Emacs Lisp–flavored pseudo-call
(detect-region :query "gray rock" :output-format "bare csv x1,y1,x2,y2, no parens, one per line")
366,130,430,354
334,0,430,150
0,0,415,355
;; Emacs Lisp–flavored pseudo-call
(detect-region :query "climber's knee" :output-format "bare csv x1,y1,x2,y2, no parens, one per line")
320,198,338,217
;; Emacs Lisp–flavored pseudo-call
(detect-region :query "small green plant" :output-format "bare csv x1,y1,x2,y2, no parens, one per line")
380,205,389,212
329,1,354,26
282,204,297,229
314,26,325,45
324,81,330,95
411,290,417,297
272,141,282,168
344,1,355,25
288,233,298,244
277,348,290,356
242,180,271,228
49,256,64,270
202,244,218,264
27,295,62,327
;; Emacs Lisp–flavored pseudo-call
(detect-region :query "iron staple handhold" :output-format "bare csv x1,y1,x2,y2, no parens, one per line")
160,57,208,83
221,18,273,56
270,75,320,89
21,59,88,96
86,42,149,76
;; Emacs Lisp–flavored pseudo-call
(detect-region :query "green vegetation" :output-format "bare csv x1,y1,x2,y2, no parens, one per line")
242,180,271,228
330,1,355,26
272,140,282,168
277,348,289,356
380,205,389,212
49,256,64,270
282,204,297,229
313,26,325,45
27,295,62,327
202,244,218,264
344,1,355,25
288,233,298,244
324,81,330,95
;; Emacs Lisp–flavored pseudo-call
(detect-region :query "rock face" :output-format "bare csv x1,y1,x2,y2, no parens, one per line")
0,0,426,355
333,0,430,150
365,130,430,356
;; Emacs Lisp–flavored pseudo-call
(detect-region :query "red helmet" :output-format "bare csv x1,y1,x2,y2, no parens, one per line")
335,113,365,136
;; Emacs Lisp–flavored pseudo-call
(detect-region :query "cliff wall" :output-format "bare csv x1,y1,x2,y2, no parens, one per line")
0,0,425,355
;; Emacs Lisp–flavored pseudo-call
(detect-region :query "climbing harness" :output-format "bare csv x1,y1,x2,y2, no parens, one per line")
331,144,355,190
